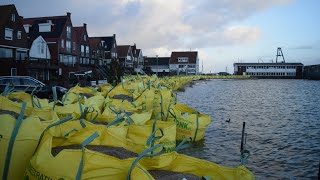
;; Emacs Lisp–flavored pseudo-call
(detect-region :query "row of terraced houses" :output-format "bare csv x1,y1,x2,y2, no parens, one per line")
0,4,200,87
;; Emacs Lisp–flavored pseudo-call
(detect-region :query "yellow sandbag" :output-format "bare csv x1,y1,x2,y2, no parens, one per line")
0,103,67,180
140,151,254,180
67,85,98,97
7,91,49,108
134,89,155,111
152,90,175,120
170,103,211,141
62,92,81,105
0,95,59,121
97,83,113,97
127,119,176,153
25,127,154,180
53,103,85,120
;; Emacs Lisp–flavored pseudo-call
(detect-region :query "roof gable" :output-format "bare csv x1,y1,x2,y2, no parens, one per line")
170,51,198,64
23,15,69,41
117,45,131,58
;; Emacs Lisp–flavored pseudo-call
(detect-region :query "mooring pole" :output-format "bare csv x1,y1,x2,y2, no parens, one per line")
240,122,246,152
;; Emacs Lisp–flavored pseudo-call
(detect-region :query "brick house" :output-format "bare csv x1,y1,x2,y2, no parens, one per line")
117,45,133,74
0,4,29,76
23,12,77,86
89,35,118,80
169,51,199,75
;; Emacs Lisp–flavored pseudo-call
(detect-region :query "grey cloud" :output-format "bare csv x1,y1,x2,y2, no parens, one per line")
3,0,291,56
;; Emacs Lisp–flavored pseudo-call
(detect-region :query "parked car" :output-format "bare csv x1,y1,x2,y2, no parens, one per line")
0,76,67,99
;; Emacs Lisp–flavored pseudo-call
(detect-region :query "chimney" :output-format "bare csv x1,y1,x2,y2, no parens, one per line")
113,34,116,39
83,23,87,29
67,12,71,18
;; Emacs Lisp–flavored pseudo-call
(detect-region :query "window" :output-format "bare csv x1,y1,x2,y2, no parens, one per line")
61,39,64,48
16,51,27,61
66,40,71,52
84,35,86,41
11,68,17,76
73,42,76,50
178,57,188,62
5,28,13,40
66,26,71,39
11,14,15,22
81,45,84,56
86,46,89,56
0,48,13,58
17,31,21,39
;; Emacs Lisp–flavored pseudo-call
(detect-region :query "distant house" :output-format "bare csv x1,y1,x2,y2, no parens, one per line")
131,43,144,73
28,35,51,81
89,35,118,79
117,45,133,73
144,56,170,76
23,12,77,85
0,4,29,76
72,23,94,79
169,51,199,75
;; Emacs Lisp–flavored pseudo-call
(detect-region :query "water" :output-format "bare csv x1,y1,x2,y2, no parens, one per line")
177,79,320,179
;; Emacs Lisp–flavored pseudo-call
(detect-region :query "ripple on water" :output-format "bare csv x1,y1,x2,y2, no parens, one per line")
177,79,320,179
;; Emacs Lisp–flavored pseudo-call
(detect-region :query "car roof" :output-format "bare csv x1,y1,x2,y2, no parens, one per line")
0,76,45,86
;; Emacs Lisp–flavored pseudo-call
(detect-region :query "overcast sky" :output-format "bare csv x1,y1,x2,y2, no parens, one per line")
2,0,319,73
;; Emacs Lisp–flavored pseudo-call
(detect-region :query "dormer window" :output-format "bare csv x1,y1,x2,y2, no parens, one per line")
101,41,105,47
11,14,15,22
39,20,52,32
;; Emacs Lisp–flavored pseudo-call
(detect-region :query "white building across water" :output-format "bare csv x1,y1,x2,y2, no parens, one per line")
233,62,303,79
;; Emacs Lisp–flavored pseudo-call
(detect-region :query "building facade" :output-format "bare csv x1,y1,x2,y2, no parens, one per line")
234,62,303,79
169,51,199,75
144,56,170,76
0,4,29,76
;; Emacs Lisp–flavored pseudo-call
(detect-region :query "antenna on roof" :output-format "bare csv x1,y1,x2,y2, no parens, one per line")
276,47,285,63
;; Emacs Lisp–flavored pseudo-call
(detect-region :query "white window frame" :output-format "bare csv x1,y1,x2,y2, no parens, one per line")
17,31,21,39
61,39,64,48
11,14,15,22
5,28,13,40
11,68,17,76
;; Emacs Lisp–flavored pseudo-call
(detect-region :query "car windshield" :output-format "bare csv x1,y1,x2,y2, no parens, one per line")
0,78,21,85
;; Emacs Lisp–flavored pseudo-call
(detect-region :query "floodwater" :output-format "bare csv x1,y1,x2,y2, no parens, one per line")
177,79,320,179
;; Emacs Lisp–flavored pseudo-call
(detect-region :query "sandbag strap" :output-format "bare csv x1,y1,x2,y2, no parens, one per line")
31,95,42,108
86,107,99,122
33,116,73,155
3,102,27,180
152,112,163,133
146,128,164,147
64,128,78,137
31,84,42,95
240,149,250,165
106,116,125,127
193,112,199,142
76,132,99,180
175,137,193,152
108,104,121,116
52,86,57,110
1,83,15,96
127,144,164,180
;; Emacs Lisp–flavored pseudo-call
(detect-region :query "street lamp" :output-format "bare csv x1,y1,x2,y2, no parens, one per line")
156,55,158,76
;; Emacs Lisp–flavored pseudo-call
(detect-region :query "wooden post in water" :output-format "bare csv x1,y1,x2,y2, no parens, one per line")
240,122,246,152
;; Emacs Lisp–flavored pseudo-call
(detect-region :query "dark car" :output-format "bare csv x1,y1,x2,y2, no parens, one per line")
0,76,67,99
